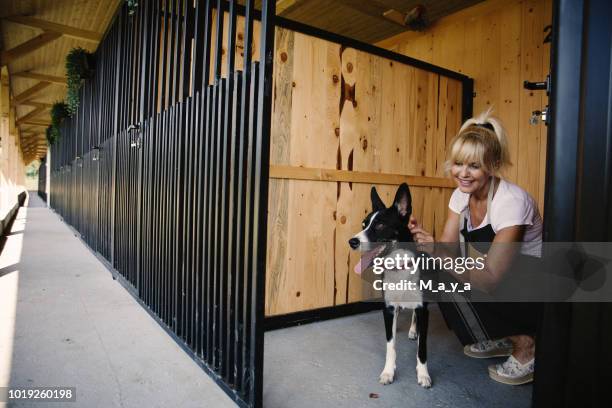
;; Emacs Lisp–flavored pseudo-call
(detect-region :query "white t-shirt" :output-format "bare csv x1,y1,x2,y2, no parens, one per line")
448,179,543,257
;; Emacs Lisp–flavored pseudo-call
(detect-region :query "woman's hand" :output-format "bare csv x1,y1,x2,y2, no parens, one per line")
408,215,434,254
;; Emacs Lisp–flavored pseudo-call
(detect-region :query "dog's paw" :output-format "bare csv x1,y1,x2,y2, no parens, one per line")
408,328,417,340
379,371,395,385
417,373,432,388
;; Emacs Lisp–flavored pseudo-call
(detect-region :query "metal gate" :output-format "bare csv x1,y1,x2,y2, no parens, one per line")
49,1,275,406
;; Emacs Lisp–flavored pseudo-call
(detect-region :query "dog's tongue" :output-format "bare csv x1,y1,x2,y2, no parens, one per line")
354,247,382,275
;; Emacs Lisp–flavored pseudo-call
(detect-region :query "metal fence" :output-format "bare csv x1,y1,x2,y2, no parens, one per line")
49,1,275,406
38,156,47,202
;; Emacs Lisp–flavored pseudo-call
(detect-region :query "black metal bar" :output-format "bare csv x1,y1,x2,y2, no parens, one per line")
250,1,275,404
233,0,254,393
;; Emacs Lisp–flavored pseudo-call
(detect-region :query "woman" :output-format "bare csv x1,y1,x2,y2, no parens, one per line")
408,109,543,385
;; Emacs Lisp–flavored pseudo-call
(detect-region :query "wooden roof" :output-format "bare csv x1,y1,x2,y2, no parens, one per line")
0,0,120,162
1,0,482,162
274,0,485,43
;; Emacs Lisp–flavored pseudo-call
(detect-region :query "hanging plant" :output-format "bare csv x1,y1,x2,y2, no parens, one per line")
46,101,69,145
126,0,138,15
65,47,95,115
50,101,69,127
46,125,60,145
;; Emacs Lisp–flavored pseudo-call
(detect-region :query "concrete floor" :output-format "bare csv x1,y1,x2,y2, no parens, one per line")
264,308,532,408
0,192,234,408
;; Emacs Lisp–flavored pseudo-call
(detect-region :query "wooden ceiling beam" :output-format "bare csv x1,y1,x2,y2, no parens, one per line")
20,119,50,127
277,0,298,15
12,71,66,85
13,81,51,104
16,105,48,125
23,139,41,150
22,132,43,142
21,133,43,143
4,16,102,42
20,101,53,109
0,31,62,65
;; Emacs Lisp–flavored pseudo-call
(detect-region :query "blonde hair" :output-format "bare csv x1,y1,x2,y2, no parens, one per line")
445,107,511,175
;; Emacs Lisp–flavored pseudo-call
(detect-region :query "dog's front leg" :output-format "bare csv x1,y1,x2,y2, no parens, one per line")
408,309,417,340
415,306,432,388
380,305,398,384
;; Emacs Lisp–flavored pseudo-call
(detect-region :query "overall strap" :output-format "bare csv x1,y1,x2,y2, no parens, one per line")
459,177,496,256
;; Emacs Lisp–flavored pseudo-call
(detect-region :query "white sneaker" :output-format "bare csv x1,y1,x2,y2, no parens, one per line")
463,338,513,358
488,355,534,385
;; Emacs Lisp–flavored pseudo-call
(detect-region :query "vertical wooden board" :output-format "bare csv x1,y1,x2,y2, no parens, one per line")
399,33,434,63
538,0,553,213
477,7,502,114
234,17,261,71
517,0,544,201
288,32,340,168
334,46,360,305
432,21,465,74
376,59,416,176
497,0,522,183
268,179,336,315
411,68,430,178
270,28,295,166
266,28,295,315
437,76,450,172
208,12,262,84
462,15,484,114
443,78,462,147
267,31,342,315
389,62,413,175
424,72,441,177
359,53,382,174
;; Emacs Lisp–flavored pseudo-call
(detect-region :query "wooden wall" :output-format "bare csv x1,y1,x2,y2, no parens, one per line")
1,67,27,227
265,28,464,316
376,0,553,211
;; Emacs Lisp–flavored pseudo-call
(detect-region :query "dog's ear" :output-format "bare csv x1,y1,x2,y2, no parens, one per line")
393,183,412,218
371,186,386,212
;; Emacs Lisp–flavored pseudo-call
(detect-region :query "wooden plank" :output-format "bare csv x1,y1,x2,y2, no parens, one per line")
517,0,544,201
12,71,66,85
269,165,456,188
13,81,51,103
336,45,360,306
538,0,553,214
497,0,522,182
266,27,295,316
19,119,50,126
4,16,102,42
19,101,53,109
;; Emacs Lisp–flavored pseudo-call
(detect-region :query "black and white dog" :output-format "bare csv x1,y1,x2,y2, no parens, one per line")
348,183,431,388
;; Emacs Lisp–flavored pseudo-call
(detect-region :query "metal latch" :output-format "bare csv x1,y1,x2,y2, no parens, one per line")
530,107,548,125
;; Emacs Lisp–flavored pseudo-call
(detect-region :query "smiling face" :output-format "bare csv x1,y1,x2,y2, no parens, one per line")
451,160,490,194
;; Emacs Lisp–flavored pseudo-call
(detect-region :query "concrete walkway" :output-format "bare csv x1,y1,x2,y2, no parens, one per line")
264,308,532,408
0,192,235,408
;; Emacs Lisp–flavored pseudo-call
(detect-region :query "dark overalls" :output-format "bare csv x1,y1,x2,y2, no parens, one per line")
437,178,542,345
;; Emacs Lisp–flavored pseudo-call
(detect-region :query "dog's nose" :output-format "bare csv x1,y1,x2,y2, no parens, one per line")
348,238,360,249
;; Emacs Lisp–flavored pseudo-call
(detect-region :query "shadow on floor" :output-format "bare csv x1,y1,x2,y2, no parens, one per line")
264,306,532,408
